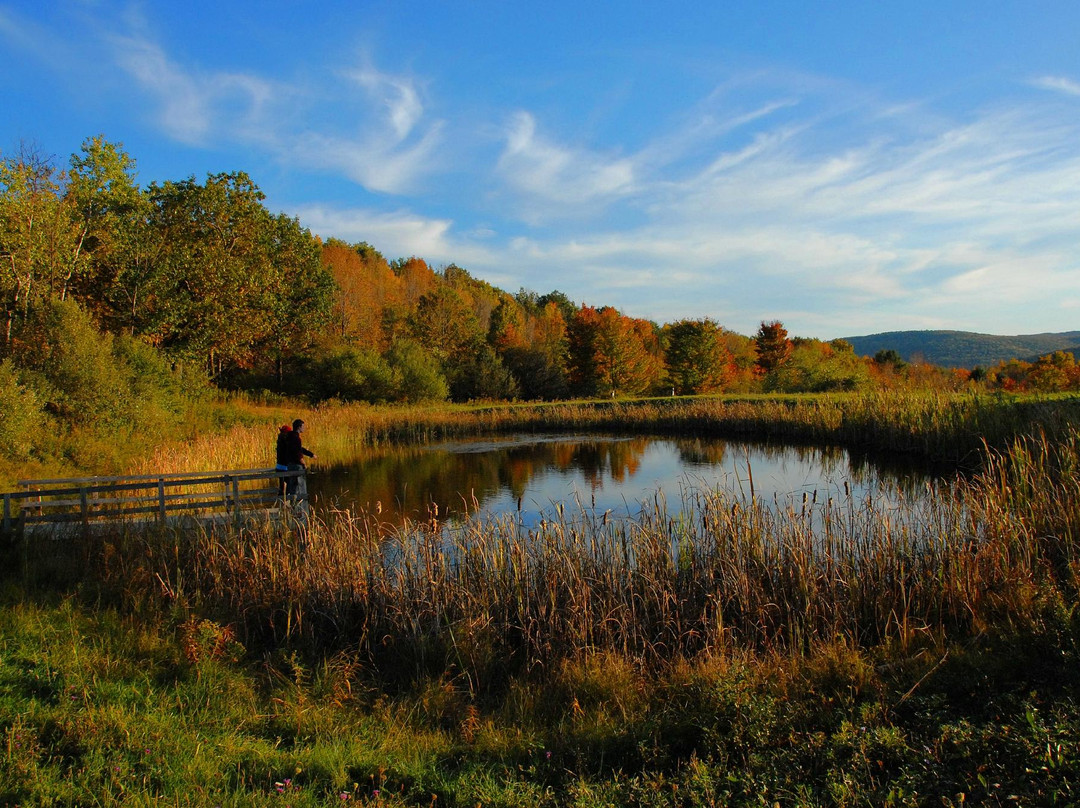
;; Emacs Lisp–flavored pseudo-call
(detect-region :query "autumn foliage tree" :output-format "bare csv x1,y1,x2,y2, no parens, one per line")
568,306,662,397
322,240,403,351
754,320,792,376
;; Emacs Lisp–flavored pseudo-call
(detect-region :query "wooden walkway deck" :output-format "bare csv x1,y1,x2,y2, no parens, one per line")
2,467,307,537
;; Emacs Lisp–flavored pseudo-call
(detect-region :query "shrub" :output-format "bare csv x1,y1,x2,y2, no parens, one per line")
385,338,448,402
18,298,128,427
0,359,46,460
312,347,395,403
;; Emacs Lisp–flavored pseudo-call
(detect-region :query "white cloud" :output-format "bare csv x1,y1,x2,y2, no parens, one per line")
1031,75,1080,97
101,15,442,193
496,112,636,215
0,6,46,50
107,23,279,146
289,122,443,195
349,67,425,140
294,205,497,268
282,63,446,193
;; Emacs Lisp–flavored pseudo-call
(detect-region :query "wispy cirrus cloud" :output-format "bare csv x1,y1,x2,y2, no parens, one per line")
349,67,425,140
0,5,51,52
103,14,441,193
467,84,1080,334
109,28,276,145
294,204,497,269
496,111,637,217
1031,75,1080,97
285,63,444,194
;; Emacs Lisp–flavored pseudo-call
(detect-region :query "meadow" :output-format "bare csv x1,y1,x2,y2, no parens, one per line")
3,392,1080,806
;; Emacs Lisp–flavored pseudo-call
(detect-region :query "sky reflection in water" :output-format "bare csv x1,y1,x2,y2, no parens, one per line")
308,434,945,530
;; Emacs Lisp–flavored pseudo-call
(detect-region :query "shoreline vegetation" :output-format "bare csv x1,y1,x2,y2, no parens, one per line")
3,393,1080,805
131,389,1080,475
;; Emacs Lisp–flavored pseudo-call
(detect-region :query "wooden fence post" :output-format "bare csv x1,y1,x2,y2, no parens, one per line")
158,479,167,522
232,476,242,530
80,487,89,527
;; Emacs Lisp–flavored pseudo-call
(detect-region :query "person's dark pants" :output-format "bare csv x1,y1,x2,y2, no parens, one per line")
285,464,305,499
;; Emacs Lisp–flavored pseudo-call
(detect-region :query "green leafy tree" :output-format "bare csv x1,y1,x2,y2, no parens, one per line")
537,289,577,324
767,340,870,392
449,344,520,401
502,345,568,400
873,348,907,369
256,213,333,386
143,172,306,377
0,145,82,346
386,338,448,402
65,136,149,328
409,285,484,367
312,346,395,403
0,358,46,460
664,318,731,395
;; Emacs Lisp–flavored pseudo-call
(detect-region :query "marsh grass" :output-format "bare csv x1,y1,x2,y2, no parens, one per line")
6,392,1080,805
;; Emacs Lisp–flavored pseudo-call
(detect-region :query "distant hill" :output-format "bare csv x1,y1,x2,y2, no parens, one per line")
841,330,1080,369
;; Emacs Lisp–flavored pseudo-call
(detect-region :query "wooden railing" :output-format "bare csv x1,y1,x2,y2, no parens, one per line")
2,468,306,536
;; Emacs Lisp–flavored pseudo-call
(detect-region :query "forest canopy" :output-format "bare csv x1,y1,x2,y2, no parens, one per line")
2,136,1076,473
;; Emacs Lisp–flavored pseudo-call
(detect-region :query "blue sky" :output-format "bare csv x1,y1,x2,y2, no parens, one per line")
3,1,1080,338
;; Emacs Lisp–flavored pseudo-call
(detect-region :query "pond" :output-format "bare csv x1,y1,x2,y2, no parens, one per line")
306,433,953,531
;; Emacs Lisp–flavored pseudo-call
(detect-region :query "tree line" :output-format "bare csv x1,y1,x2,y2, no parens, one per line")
2,136,1077,462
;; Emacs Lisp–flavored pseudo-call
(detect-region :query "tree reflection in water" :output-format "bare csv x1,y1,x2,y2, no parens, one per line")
306,434,953,533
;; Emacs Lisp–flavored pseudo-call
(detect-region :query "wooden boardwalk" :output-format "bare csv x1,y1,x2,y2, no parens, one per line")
2,468,307,537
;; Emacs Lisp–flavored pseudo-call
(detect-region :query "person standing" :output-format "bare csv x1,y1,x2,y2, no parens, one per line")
282,418,316,501
275,424,292,497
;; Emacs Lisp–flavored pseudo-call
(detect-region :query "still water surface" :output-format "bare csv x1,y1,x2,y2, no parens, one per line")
307,434,948,530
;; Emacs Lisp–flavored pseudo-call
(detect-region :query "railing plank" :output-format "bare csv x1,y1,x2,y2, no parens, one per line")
18,468,281,487
3,467,302,534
